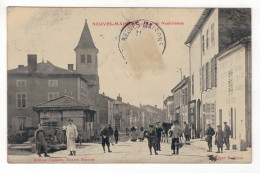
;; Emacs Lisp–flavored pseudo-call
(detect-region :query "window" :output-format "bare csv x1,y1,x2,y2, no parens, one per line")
211,23,215,45
81,55,85,63
202,35,205,54
16,92,27,108
206,30,209,49
48,92,59,101
208,61,212,88
211,57,217,87
192,74,194,95
206,62,209,89
18,117,26,130
228,70,233,95
87,55,92,63
16,80,27,87
48,80,58,87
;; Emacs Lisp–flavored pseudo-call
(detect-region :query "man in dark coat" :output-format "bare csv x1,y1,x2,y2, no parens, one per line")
114,127,119,144
205,124,215,152
223,122,231,150
155,122,163,151
100,124,112,153
146,125,158,155
35,123,49,157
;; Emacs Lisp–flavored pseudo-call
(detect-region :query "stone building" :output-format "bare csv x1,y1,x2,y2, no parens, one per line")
7,20,100,141
171,76,191,129
216,37,251,149
184,8,251,136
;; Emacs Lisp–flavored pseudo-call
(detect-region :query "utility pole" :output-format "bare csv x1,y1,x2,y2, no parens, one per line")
177,67,182,80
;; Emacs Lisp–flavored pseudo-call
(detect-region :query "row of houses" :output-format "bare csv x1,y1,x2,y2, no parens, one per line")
164,8,251,150
7,19,164,143
99,93,164,132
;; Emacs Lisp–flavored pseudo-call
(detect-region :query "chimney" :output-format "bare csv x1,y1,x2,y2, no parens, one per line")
27,54,37,73
68,64,74,71
18,65,24,68
117,94,122,102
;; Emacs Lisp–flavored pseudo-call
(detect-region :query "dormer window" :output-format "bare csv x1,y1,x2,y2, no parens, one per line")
81,55,85,63
87,55,92,63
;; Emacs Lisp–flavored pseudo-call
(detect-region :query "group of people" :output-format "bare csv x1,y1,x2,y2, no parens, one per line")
35,119,78,157
205,122,231,153
34,118,232,157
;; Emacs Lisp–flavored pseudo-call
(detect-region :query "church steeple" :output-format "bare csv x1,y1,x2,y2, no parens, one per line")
75,19,98,51
74,19,98,76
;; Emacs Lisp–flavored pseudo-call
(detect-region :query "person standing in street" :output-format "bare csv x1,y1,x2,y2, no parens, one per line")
215,125,224,153
155,122,163,151
169,120,183,155
100,124,112,153
138,127,145,142
66,119,78,156
145,125,158,155
114,127,119,144
35,123,49,157
223,122,231,150
184,122,191,141
205,124,215,152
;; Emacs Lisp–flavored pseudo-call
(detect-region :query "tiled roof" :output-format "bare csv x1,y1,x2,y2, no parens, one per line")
8,61,77,75
184,8,213,44
33,95,94,111
75,20,97,50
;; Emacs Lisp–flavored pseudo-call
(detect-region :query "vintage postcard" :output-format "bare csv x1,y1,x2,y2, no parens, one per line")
7,7,251,163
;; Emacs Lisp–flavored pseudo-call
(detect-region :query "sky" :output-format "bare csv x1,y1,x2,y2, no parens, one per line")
7,7,204,108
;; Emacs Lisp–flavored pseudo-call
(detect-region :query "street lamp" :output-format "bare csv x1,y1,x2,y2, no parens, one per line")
177,67,182,80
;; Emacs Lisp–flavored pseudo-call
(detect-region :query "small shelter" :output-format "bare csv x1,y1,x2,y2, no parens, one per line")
33,95,97,141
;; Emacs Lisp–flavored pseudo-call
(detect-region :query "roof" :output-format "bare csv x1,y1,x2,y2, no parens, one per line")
171,76,190,93
33,95,96,111
215,36,251,60
8,61,76,75
184,8,213,44
75,20,97,50
8,60,88,83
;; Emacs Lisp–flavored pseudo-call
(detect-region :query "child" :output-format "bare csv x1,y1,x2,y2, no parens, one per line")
215,125,224,153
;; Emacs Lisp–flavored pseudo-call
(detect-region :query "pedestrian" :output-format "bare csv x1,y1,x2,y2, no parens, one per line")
130,125,138,142
205,124,215,152
155,122,163,151
184,122,191,141
215,125,224,153
169,120,183,155
114,127,119,144
223,122,231,150
100,124,112,153
145,125,158,155
138,127,145,142
35,123,49,157
108,124,114,145
66,119,78,156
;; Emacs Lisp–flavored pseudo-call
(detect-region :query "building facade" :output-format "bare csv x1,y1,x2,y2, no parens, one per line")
184,8,251,137
164,95,174,123
171,76,191,129
216,37,251,149
8,20,100,141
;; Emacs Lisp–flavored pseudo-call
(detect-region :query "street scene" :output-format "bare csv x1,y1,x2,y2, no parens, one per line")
7,8,251,163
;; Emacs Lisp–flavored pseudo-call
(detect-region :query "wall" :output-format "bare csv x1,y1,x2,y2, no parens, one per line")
8,75,78,133
216,44,247,148
75,48,98,75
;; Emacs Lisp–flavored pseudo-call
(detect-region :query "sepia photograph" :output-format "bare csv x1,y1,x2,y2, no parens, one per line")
6,7,252,164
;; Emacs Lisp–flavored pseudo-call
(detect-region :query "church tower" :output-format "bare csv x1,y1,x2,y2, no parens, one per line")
75,19,98,75
75,19,99,107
